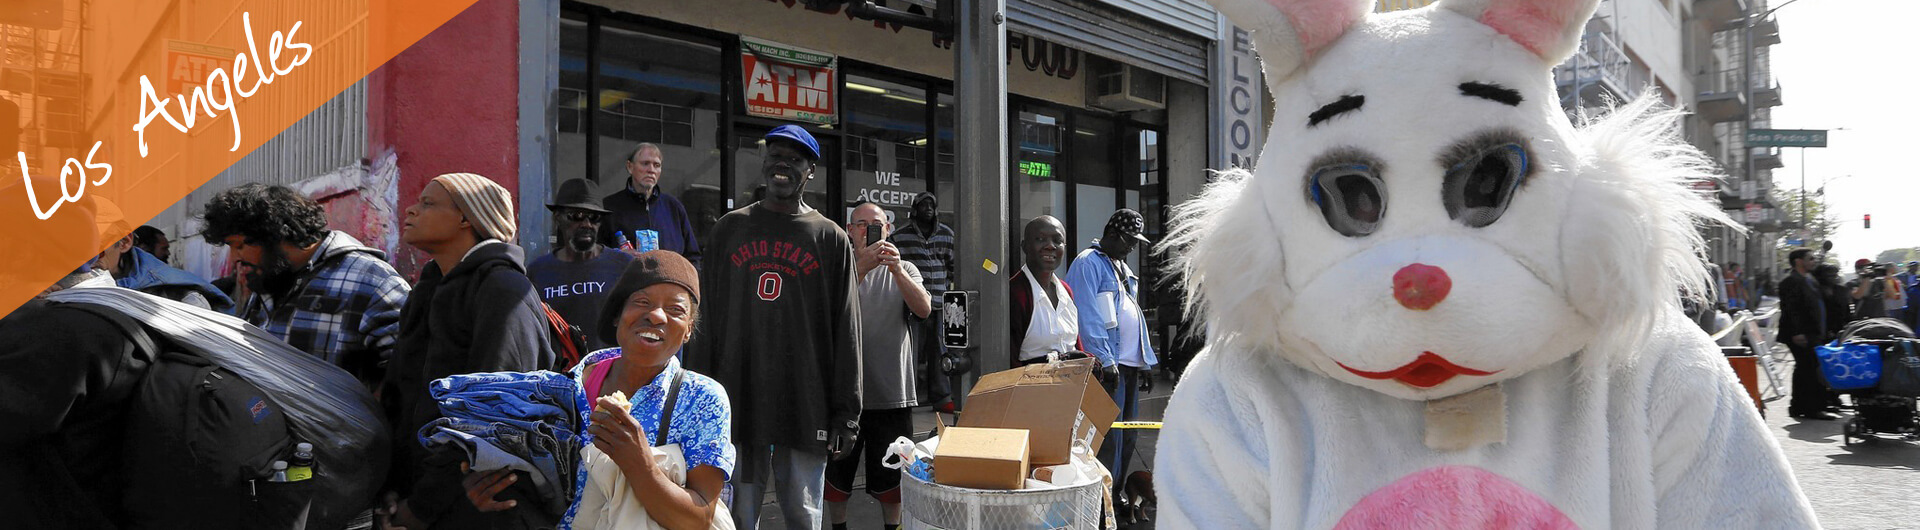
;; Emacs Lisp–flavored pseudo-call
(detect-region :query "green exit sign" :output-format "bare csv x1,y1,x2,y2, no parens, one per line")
1020,160,1054,178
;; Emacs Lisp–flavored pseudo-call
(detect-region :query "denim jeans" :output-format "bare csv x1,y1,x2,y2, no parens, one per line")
730,444,829,530
1097,365,1143,495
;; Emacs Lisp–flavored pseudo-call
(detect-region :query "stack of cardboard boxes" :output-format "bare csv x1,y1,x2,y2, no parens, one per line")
930,358,1120,490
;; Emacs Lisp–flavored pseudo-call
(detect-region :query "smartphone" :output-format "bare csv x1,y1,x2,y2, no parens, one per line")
865,226,882,247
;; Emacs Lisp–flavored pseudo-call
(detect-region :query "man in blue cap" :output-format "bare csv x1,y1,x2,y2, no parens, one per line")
689,124,862,530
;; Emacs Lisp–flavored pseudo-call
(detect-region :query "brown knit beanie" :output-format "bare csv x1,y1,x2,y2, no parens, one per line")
431,173,517,242
598,250,702,346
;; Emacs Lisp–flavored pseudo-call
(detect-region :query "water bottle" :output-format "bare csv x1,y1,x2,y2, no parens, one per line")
287,442,315,482
270,460,289,483
614,231,634,251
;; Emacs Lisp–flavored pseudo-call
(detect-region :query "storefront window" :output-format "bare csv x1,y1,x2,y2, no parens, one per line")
592,21,726,242
1071,114,1116,252
933,92,958,226
1016,106,1067,253
842,74,928,224
554,13,589,191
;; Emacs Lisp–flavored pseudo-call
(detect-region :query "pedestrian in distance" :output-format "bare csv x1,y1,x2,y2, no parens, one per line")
1780,249,1837,421
890,192,958,413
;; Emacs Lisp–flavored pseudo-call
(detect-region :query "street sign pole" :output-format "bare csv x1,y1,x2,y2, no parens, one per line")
954,0,1009,402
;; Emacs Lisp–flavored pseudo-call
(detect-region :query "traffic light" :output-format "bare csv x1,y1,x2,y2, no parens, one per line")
1865,214,1872,229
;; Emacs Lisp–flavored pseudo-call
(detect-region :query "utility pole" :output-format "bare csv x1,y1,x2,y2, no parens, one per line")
836,0,1008,400
954,0,1011,394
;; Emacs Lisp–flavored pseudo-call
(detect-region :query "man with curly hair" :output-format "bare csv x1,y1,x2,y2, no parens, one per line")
201,183,411,386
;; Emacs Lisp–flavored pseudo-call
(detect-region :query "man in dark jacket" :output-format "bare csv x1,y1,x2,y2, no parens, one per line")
380,173,555,529
691,125,862,530
601,143,702,265
1778,248,1836,421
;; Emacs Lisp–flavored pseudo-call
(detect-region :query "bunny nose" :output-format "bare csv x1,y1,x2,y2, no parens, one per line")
1393,263,1451,311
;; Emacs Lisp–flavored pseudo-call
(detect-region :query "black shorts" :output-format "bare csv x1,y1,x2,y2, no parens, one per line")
824,407,914,504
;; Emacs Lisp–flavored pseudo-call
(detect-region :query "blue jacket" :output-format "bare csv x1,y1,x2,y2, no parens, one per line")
1063,246,1158,369
116,247,233,310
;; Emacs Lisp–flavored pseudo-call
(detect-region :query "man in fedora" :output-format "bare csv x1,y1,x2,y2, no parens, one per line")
529,178,635,350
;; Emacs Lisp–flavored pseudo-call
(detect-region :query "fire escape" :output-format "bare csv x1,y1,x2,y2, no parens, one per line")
1554,11,1638,112
1,0,86,172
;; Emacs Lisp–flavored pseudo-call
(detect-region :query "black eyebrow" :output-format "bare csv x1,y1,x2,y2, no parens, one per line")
1459,82,1522,106
1307,95,1365,127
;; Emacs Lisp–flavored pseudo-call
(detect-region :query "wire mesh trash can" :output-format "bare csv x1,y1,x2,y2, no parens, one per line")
899,471,1104,530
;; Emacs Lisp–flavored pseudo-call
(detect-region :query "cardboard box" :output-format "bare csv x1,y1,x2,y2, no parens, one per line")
959,357,1120,466
933,427,1030,490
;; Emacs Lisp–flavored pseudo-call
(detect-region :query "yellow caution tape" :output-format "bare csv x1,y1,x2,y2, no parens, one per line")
1109,421,1163,430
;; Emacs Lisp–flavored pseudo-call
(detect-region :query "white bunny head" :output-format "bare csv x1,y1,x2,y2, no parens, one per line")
1170,0,1732,401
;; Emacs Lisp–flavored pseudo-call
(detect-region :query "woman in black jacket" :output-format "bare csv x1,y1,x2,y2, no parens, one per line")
379,173,555,530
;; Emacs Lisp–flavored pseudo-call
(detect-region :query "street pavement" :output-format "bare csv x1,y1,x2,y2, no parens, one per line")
1764,362,1920,529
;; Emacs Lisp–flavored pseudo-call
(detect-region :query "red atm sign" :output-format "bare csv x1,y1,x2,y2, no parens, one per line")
740,37,837,125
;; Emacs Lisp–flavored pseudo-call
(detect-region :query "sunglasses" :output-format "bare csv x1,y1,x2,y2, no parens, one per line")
565,212,603,223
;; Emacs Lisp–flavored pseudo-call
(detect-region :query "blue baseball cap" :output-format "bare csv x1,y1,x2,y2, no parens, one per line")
765,124,821,161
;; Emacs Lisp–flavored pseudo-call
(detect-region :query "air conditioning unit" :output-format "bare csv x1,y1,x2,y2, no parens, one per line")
1092,63,1166,112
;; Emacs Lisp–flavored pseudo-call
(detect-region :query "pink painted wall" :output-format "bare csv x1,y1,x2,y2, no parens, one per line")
368,0,520,277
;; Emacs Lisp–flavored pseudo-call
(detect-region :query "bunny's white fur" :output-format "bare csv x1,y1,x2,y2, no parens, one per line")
1156,1,1816,527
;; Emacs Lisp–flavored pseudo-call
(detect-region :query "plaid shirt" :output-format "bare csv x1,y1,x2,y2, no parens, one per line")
891,220,956,307
242,231,411,368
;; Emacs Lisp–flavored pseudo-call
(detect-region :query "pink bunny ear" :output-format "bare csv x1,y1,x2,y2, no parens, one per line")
1206,0,1373,85
1441,0,1601,63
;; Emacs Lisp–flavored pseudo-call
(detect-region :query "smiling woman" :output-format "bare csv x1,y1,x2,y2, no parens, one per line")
565,249,736,530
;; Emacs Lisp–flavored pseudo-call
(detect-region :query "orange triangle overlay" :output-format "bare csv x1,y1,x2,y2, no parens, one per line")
0,0,483,316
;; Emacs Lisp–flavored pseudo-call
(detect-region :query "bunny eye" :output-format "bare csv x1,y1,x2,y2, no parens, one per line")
1310,163,1386,237
1440,132,1532,228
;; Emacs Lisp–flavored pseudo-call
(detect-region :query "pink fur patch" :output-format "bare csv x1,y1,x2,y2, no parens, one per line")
1266,0,1365,56
1334,466,1577,529
1478,0,1587,58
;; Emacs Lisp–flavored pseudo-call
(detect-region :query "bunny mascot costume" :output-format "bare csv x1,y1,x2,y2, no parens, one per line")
1155,0,1819,527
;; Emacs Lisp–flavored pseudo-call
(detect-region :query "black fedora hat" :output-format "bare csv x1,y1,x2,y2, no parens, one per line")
546,178,610,214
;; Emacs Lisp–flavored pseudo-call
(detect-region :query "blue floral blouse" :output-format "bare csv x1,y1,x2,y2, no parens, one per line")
560,348,735,528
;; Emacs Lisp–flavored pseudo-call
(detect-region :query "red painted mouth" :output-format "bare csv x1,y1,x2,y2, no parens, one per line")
1337,352,1499,388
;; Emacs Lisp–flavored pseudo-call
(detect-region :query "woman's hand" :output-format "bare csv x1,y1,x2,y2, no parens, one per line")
460,462,520,512
374,491,427,530
589,395,656,473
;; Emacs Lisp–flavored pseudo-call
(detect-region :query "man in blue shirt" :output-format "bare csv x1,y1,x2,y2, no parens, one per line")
601,143,703,266
1063,208,1158,510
